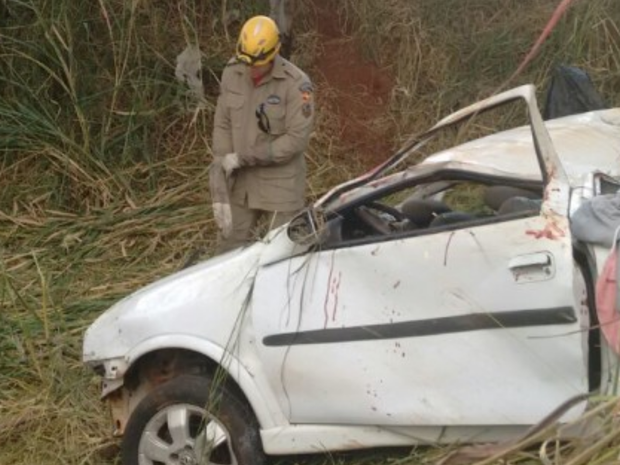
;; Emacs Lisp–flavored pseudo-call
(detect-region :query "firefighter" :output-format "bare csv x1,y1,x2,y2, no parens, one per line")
210,15,314,252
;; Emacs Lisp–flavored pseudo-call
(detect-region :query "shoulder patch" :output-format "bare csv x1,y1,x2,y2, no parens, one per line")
299,81,313,103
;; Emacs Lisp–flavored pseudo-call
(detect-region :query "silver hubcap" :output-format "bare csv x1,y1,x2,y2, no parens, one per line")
138,403,238,465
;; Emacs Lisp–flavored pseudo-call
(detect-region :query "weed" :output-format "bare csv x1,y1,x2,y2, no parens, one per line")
1,0,620,463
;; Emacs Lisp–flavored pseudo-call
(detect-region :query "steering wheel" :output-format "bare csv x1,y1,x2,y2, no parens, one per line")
366,201,407,221
353,202,406,236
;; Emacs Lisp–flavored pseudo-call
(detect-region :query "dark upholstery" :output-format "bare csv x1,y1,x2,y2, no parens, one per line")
400,198,452,227
484,186,541,211
429,211,477,227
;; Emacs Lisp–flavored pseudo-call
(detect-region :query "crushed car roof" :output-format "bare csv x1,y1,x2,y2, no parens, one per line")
322,108,620,211
420,108,620,184
316,85,620,212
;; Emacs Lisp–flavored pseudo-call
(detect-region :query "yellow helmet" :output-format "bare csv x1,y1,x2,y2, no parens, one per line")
236,15,281,66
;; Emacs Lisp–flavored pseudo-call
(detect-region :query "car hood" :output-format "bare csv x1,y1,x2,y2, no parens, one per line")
83,242,264,363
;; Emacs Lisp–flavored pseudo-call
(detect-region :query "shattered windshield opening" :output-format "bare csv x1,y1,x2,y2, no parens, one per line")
398,103,529,171
291,86,557,249
314,88,540,214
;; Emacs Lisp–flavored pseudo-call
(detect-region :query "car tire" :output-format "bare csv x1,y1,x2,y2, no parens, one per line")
120,374,266,465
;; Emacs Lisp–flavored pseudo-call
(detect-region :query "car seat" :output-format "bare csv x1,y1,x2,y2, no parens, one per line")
429,211,478,227
400,198,452,228
483,186,541,211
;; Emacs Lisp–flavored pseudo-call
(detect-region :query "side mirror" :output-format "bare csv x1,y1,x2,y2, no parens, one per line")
287,207,326,246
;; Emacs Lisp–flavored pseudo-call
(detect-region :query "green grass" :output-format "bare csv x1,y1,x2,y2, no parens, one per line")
340,0,620,145
2,0,620,463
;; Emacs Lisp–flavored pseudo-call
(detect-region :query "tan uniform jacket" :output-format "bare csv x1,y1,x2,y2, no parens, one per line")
212,54,314,211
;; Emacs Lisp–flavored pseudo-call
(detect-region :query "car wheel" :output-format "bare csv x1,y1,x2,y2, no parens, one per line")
120,374,265,465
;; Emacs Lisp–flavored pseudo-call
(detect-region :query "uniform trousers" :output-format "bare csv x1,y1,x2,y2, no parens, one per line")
218,203,297,253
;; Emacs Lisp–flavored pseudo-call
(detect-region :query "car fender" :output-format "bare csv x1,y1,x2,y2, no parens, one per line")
122,334,286,428
83,245,264,363
83,242,289,429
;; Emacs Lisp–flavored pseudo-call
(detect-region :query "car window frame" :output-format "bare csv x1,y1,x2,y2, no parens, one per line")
315,169,544,251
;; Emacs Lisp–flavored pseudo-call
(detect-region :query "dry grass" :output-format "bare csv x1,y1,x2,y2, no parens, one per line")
1,0,620,463
340,0,620,147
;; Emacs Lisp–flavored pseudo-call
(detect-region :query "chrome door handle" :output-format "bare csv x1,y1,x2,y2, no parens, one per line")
509,252,551,269
509,252,554,283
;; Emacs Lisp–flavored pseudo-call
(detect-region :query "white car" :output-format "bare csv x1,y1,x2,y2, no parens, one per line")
83,85,620,465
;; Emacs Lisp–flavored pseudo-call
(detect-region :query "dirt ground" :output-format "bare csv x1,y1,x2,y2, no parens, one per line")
309,0,395,168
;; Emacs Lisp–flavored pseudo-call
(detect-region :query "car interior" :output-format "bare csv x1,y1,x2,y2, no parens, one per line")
318,175,544,247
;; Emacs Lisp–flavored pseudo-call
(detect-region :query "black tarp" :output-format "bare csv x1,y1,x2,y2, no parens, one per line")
544,65,606,120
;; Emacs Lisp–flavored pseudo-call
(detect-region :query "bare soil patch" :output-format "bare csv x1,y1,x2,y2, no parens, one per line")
309,0,395,168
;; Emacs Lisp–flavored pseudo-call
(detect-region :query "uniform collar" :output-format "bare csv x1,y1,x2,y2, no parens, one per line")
233,54,287,81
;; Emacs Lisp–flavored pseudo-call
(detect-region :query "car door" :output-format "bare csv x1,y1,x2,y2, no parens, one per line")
251,205,587,426
251,86,588,426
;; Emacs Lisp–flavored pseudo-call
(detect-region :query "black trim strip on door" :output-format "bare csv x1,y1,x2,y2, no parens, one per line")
262,307,576,347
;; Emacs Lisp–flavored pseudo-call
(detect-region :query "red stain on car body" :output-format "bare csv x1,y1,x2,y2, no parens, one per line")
526,218,566,240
